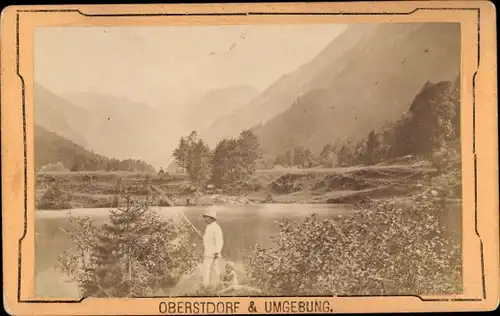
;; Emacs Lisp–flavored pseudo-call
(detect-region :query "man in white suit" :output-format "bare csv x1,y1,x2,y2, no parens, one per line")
202,208,224,288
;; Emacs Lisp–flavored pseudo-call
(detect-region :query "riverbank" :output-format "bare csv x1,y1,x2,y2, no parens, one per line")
35,160,463,298
35,161,453,210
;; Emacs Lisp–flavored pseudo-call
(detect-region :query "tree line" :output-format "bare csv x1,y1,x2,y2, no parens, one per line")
38,152,156,173
173,79,459,182
103,158,156,173
68,156,156,173
274,78,460,169
173,130,262,191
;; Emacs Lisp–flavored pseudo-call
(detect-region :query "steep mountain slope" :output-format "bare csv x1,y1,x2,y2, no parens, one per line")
34,83,90,147
34,125,156,172
201,23,373,146
34,124,108,170
252,22,461,156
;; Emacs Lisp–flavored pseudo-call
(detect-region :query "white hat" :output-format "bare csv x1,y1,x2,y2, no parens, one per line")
202,208,217,219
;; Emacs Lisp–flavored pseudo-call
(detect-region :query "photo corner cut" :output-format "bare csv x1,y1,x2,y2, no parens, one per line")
1,1,499,315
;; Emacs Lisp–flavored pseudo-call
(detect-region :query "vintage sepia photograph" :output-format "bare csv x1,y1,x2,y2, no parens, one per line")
33,21,464,299
2,1,499,314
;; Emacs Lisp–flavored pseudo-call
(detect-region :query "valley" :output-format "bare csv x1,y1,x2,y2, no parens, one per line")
35,23,460,170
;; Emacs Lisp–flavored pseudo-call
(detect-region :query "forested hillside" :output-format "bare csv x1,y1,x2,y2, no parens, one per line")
253,23,460,157
274,77,461,169
35,125,155,173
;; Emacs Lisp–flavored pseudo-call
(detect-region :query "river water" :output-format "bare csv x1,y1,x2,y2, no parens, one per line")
35,203,354,298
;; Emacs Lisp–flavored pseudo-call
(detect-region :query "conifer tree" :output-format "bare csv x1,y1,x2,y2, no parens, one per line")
59,191,199,298
364,130,382,165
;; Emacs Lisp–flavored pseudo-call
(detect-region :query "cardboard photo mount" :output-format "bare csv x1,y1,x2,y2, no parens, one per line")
1,1,498,314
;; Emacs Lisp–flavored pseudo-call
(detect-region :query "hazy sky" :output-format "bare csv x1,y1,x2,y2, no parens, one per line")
35,24,347,107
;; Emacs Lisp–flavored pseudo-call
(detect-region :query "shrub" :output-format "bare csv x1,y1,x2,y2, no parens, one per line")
268,174,307,194
244,198,462,296
57,193,199,298
37,181,72,209
430,145,461,174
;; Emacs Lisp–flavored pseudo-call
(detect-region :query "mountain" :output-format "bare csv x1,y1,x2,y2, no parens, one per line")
250,23,460,156
36,23,459,169
34,83,90,147
34,84,160,166
201,23,372,146
202,23,460,156
35,125,157,172
34,124,109,170
62,92,168,167
62,86,258,169
180,85,259,139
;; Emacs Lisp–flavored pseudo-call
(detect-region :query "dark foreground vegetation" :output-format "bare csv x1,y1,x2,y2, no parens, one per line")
244,169,462,296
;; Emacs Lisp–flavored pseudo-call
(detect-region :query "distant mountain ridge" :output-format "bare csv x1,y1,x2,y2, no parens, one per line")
253,23,461,156
201,23,371,146
35,22,461,168
35,83,260,169
179,85,259,139
35,85,167,167
62,91,165,164
34,83,90,147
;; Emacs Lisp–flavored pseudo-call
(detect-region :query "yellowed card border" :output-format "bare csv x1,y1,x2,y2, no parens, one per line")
1,1,498,314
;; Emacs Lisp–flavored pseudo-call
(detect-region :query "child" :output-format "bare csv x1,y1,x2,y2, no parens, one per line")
217,261,262,295
221,261,239,288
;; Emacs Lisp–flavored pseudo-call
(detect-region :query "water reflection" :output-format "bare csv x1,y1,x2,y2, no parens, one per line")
35,204,353,297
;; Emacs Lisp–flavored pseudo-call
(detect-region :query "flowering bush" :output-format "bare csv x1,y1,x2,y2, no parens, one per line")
244,197,462,296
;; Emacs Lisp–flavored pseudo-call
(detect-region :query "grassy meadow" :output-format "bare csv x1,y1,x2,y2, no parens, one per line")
35,159,457,210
